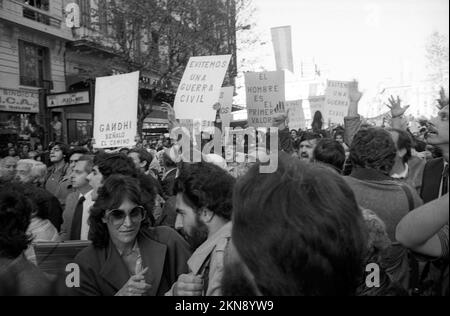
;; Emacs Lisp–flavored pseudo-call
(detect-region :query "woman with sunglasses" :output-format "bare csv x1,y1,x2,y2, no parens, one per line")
73,175,191,296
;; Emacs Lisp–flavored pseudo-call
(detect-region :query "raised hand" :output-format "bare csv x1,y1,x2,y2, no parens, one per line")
437,87,449,109
162,102,176,123
116,267,151,296
385,95,410,118
349,80,363,104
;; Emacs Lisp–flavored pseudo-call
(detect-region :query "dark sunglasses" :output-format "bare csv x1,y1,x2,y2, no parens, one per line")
105,206,146,226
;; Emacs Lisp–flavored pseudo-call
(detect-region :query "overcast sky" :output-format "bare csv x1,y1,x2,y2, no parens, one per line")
243,0,449,114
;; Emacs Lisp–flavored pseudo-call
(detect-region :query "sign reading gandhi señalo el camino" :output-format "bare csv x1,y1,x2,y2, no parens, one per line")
0,88,39,113
93,72,139,149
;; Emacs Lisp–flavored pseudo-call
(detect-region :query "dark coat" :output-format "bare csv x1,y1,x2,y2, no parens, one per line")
421,157,445,203
73,226,191,296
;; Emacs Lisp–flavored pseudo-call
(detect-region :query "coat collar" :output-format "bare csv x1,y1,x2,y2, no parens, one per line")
188,222,232,275
350,167,393,182
99,231,167,296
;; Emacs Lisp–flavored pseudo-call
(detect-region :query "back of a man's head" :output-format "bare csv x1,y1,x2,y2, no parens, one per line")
230,153,367,296
173,162,235,220
350,128,396,175
93,153,137,180
313,139,346,173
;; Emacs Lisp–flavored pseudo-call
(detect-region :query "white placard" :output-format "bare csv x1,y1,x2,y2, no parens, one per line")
308,96,326,119
93,72,139,149
174,55,231,121
325,80,352,125
286,100,305,130
245,71,285,128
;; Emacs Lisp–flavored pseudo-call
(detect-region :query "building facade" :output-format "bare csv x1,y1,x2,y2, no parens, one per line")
0,0,237,148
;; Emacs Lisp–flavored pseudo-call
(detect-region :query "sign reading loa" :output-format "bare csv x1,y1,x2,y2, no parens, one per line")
47,91,90,108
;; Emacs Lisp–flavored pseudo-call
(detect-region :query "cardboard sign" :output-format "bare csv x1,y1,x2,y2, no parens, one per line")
0,87,39,113
286,100,305,130
245,71,285,128
325,80,352,125
174,55,231,121
218,86,234,129
93,72,139,149
308,96,325,119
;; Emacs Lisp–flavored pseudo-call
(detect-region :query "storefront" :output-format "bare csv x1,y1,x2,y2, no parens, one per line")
0,87,41,149
46,89,92,145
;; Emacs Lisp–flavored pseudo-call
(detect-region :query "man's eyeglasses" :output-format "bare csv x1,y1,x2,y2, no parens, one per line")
104,206,146,226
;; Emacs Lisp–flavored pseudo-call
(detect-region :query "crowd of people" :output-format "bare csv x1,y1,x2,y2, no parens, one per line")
0,85,448,296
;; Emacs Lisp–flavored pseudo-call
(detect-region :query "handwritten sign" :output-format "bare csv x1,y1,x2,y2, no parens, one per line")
93,72,139,149
0,87,39,113
286,100,305,130
325,80,351,125
308,96,325,119
174,55,231,121
245,71,285,128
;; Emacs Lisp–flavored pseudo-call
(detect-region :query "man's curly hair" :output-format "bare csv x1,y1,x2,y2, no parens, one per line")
350,128,396,175
173,162,235,220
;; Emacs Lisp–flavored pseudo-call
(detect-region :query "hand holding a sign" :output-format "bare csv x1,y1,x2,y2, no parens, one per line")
348,80,362,117
385,95,410,118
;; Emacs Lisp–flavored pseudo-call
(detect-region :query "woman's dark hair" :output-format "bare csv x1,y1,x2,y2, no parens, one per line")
312,111,323,132
313,139,346,173
387,128,413,164
15,183,51,220
350,128,396,175
89,175,150,249
173,162,235,221
232,153,367,296
0,187,32,259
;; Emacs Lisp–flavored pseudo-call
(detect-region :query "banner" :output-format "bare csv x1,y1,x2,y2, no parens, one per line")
308,96,325,119
245,71,285,128
174,55,231,121
218,86,234,129
324,80,352,125
93,72,139,149
0,87,39,113
285,100,305,130
271,26,294,73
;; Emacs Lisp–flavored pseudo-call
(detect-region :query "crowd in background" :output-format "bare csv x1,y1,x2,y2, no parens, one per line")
0,86,448,296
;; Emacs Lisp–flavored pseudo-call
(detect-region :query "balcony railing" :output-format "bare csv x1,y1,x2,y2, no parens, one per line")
20,76,54,90
22,3,61,28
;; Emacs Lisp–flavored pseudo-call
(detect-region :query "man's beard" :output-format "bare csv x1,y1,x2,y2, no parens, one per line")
184,215,208,250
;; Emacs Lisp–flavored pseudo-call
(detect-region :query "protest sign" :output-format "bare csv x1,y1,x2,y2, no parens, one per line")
174,55,231,121
308,96,326,119
218,86,234,129
245,71,285,128
285,100,305,130
93,71,139,149
325,80,352,125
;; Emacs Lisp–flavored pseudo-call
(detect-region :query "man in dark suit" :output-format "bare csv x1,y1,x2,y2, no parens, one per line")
60,155,93,241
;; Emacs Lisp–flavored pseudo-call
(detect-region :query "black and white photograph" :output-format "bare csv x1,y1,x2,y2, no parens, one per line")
0,0,448,302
